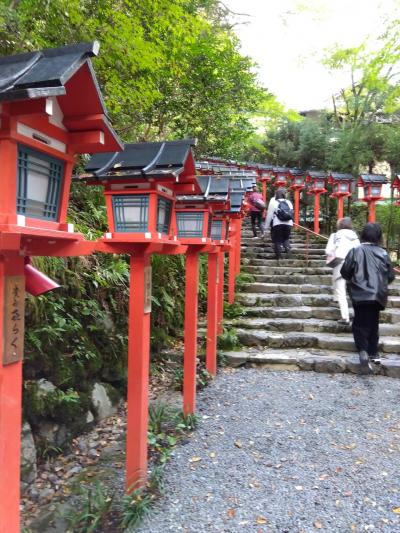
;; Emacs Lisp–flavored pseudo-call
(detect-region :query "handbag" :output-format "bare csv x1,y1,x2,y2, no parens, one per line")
326,255,343,268
325,233,345,268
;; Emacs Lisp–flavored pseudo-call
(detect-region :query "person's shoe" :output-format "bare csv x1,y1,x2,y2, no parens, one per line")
359,350,373,374
369,354,381,365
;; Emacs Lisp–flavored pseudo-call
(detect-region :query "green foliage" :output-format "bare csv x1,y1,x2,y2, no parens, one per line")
224,301,245,319
171,365,212,392
217,328,240,350
235,272,256,292
0,0,268,155
120,489,154,530
63,481,113,533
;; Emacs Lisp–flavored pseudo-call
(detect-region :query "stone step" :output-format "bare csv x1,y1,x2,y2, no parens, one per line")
245,258,326,267
237,292,333,307
244,253,326,261
250,274,332,284
227,317,399,336
240,305,400,324
241,281,400,297
241,282,332,294
237,292,400,309
234,329,400,354
244,247,326,255
221,347,400,377
242,241,325,248
241,265,332,275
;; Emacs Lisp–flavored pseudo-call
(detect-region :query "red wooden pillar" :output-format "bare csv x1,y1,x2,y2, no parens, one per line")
0,254,25,533
261,180,267,203
206,252,218,376
368,201,376,222
294,189,301,225
183,251,199,415
217,251,224,335
228,241,236,305
126,253,151,491
235,218,243,275
314,193,321,234
337,196,344,220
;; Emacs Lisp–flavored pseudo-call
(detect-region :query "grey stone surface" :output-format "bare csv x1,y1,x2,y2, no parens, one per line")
137,368,400,533
36,422,68,448
221,351,248,367
36,379,56,396
382,359,400,378
314,356,346,373
20,421,37,485
91,382,118,421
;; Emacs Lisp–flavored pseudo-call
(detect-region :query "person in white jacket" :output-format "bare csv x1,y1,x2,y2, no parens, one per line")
264,188,294,259
325,217,360,324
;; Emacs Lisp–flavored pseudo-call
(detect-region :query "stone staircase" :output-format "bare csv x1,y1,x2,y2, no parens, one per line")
223,223,400,377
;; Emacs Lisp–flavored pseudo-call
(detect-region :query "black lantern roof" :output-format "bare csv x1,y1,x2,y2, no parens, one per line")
0,42,101,102
288,168,305,176
358,174,388,184
84,139,196,180
257,164,274,171
229,191,246,212
177,175,230,203
273,167,289,173
196,176,230,196
329,172,354,181
307,170,326,178
229,177,256,191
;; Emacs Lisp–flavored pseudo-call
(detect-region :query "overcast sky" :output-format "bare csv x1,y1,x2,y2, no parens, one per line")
224,0,400,111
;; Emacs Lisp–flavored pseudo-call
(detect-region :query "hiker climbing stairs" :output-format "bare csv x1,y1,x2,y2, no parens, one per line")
223,222,400,376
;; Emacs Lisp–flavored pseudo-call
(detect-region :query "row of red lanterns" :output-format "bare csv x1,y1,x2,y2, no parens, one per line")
0,42,252,531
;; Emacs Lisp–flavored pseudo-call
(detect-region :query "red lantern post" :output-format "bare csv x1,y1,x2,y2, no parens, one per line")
358,174,388,222
288,169,306,225
226,186,247,305
0,42,122,532
272,167,289,189
393,175,400,206
306,171,327,234
257,166,273,203
328,173,354,220
83,139,199,490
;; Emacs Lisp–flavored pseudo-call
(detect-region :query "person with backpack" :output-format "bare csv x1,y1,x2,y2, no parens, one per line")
325,217,360,325
264,188,294,259
248,184,266,238
340,223,395,374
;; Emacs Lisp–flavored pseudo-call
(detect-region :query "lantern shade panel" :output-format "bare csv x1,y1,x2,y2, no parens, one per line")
176,211,205,238
17,145,63,221
156,197,172,234
209,219,223,240
112,194,149,232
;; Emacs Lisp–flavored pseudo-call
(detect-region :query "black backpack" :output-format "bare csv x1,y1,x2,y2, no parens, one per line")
275,199,293,222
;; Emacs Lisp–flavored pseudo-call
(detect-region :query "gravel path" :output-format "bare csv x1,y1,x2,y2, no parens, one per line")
137,368,400,533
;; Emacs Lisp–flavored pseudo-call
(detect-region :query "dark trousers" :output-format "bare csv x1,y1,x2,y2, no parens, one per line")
250,211,264,237
271,224,291,258
352,302,381,356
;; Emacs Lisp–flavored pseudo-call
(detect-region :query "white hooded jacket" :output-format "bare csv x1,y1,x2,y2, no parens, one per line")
325,228,360,263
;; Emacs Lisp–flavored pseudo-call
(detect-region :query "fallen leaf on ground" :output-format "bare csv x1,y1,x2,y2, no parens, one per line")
309,393,315,400
234,440,243,448
226,508,236,519
314,520,323,528
256,515,268,524
392,507,400,513
189,456,202,463
209,452,216,458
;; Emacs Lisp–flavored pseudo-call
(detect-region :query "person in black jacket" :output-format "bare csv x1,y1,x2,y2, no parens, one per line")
340,223,395,374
